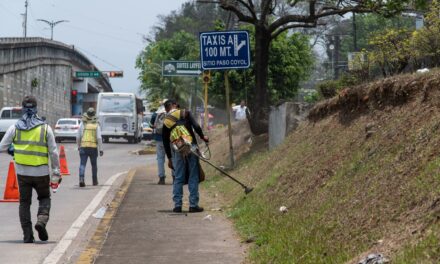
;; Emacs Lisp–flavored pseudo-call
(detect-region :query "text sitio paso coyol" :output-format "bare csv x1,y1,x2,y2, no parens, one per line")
203,60,248,67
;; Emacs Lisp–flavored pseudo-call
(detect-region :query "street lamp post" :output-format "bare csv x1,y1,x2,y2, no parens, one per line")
37,19,69,40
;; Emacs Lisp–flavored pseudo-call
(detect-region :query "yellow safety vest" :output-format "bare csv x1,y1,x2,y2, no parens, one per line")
164,109,193,143
81,123,98,148
13,124,49,166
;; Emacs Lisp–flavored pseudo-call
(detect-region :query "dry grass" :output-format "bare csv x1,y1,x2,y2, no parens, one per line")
205,70,440,263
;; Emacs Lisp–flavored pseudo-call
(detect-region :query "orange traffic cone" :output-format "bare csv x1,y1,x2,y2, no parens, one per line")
59,145,70,175
0,161,19,202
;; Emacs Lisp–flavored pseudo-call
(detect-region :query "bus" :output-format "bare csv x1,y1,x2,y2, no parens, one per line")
97,92,144,143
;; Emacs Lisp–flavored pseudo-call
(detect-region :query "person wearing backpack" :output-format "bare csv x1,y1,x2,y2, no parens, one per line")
162,99,208,213
150,100,167,185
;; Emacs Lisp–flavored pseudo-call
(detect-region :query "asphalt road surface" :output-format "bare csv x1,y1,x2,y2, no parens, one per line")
0,140,154,264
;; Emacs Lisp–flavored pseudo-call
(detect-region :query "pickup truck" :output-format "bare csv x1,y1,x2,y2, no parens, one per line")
0,107,22,140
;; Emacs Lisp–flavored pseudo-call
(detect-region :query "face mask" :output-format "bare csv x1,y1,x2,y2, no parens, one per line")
22,106,37,115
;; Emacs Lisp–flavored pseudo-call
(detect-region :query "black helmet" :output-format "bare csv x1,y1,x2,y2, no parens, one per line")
86,107,96,117
22,95,37,108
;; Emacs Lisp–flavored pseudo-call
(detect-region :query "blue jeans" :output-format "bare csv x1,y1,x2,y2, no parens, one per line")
79,147,98,184
172,148,200,208
156,141,166,179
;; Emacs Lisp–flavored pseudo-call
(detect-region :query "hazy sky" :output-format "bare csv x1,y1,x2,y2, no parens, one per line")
0,0,189,94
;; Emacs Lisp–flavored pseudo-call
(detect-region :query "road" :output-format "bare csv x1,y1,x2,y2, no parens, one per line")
0,140,154,264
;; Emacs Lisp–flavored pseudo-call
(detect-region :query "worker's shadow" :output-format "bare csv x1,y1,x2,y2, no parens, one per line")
0,240,56,244
157,209,187,216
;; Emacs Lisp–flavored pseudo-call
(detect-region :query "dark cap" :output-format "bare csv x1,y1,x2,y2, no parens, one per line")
86,107,96,117
22,95,37,108
164,99,177,110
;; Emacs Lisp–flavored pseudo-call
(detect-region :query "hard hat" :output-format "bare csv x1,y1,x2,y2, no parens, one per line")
86,107,96,117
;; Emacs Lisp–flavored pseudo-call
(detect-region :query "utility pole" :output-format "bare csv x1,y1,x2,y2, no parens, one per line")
37,19,69,40
352,12,358,52
23,0,28,37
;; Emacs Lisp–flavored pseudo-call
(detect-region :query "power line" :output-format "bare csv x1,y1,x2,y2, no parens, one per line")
75,46,123,71
63,24,141,46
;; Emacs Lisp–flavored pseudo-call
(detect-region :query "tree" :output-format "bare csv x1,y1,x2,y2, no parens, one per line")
369,28,413,76
136,31,199,104
208,29,313,108
218,0,419,134
138,2,312,117
412,0,440,67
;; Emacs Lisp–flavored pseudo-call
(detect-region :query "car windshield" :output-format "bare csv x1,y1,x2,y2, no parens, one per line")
58,120,77,125
143,114,152,124
1,109,22,119
11,109,22,118
100,97,134,113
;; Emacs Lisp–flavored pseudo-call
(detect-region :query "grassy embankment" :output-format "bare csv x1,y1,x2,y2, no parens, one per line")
203,71,440,263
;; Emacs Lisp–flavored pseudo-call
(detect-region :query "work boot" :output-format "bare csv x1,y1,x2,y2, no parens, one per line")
79,179,85,187
173,206,182,213
158,177,165,185
23,226,34,243
189,206,204,213
35,215,49,241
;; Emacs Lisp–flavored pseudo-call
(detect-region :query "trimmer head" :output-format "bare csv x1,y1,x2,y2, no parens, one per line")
244,187,253,194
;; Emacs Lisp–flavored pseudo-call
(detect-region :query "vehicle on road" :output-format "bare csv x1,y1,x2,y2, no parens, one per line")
97,92,144,143
0,107,22,140
142,113,153,140
54,118,82,142
142,122,153,140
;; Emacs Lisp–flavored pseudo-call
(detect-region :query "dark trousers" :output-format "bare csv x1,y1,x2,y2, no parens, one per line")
79,147,98,184
17,175,51,234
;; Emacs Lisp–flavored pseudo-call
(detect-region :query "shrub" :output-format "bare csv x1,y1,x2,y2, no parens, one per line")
317,80,341,99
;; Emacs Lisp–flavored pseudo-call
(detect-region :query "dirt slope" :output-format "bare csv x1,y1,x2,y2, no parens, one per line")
206,70,440,263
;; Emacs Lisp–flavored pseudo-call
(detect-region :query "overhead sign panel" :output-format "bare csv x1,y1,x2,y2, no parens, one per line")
75,71,101,78
162,61,201,76
199,30,251,70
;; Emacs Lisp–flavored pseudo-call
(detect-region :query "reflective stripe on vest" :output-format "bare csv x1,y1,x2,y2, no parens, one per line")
13,125,49,166
81,123,98,148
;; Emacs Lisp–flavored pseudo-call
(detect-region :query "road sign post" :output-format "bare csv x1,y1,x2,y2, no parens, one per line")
162,61,201,77
202,70,211,130
200,30,251,168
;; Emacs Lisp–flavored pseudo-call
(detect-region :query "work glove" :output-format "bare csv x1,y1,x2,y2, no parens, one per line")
50,173,62,193
7,144,14,157
99,151,104,157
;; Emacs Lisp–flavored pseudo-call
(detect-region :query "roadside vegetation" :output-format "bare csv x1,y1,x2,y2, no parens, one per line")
204,70,440,263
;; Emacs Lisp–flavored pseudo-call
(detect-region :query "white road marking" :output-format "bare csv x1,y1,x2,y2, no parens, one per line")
42,171,127,264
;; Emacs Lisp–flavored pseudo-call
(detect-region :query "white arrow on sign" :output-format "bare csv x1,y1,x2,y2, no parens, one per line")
176,70,202,75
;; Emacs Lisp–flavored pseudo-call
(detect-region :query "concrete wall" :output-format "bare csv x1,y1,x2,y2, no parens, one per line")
269,102,311,150
0,37,112,126
0,64,71,125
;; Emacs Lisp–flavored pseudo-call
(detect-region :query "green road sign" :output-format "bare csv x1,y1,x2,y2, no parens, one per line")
162,61,201,76
75,71,101,78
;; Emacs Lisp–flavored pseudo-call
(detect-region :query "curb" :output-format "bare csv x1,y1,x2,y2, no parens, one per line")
76,168,136,264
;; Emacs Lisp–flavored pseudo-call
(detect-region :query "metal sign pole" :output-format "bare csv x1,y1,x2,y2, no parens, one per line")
224,70,235,168
204,81,209,131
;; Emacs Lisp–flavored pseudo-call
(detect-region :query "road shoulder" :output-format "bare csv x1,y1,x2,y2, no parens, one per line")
78,165,245,264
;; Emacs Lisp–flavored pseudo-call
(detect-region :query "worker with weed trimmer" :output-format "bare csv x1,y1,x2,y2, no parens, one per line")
162,99,208,213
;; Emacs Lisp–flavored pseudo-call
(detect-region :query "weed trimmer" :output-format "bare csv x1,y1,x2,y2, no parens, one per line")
191,143,253,195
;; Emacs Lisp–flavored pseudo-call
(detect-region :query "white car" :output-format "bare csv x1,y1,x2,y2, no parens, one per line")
54,118,81,142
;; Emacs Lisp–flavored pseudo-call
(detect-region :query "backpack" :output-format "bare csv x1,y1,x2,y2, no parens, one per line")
154,112,166,135
164,109,193,156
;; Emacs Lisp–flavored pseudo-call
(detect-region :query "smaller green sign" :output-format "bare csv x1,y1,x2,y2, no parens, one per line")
75,71,101,78
162,61,201,76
